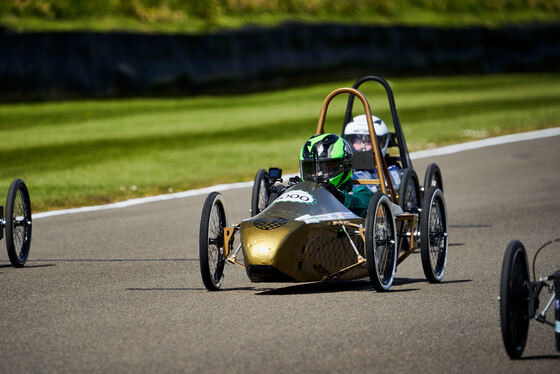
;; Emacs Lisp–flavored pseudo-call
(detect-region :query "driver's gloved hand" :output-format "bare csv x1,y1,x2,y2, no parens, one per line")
288,176,302,186
276,185,287,195
323,182,346,204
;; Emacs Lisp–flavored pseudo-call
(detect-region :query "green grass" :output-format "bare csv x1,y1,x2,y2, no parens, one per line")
2,0,560,33
1,73,559,212
3,9,560,33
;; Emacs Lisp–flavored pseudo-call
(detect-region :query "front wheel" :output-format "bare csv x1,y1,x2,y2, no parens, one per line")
419,186,448,283
365,191,397,291
250,169,269,217
6,179,32,267
500,240,530,359
199,192,227,291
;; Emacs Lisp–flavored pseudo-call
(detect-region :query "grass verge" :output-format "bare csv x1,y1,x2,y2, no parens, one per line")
1,73,559,212
2,2,560,33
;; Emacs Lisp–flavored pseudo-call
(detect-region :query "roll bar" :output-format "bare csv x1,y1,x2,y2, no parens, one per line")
342,76,412,170
315,87,396,201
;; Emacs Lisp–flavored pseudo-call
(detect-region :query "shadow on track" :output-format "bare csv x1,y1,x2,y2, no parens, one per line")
125,287,256,291
519,355,560,360
256,279,420,295
450,224,492,229
123,279,470,294
29,258,197,262
393,278,472,286
0,263,55,269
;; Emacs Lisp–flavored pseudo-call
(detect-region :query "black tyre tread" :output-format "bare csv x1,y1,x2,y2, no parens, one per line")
419,186,447,283
365,191,397,292
199,192,227,291
423,163,443,193
499,240,530,359
250,169,268,217
6,178,32,267
398,168,420,212
397,168,420,253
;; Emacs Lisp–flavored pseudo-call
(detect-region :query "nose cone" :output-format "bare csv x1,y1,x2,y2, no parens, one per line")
239,180,364,282
241,218,306,282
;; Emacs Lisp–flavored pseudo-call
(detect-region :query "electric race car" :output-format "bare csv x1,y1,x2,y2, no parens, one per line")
198,77,448,291
0,179,32,267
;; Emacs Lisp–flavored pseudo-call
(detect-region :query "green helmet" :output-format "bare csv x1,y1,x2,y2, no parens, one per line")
299,133,353,188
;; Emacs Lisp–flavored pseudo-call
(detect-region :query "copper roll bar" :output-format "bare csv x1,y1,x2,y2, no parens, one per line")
315,87,396,201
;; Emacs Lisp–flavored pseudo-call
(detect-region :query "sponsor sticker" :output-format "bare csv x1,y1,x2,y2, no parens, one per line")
274,190,316,205
294,214,320,223
295,211,360,223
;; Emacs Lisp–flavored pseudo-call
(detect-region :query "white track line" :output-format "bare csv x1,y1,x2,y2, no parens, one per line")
33,127,560,220
410,127,560,159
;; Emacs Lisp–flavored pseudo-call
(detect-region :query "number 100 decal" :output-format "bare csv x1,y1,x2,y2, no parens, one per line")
274,190,316,205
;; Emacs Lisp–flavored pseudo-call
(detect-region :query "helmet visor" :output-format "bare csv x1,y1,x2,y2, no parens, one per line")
345,134,372,152
300,158,347,183
345,133,390,153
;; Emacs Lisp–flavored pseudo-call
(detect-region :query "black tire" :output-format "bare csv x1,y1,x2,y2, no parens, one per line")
199,192,227,291
250,169,269,217
423,163,443,193
365,191,397,291
397,168,420,253
554,277,560,352
419,186,448,283
5,179,32,267
499,240,530,359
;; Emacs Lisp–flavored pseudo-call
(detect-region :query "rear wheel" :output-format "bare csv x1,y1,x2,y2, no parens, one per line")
397,168,420,253
6,179,32,267
419,186,448,282
365,192,397,291
199,192,227,291
500,240,530,359
423,163,443,193
555,276,560,352
251,169,269,216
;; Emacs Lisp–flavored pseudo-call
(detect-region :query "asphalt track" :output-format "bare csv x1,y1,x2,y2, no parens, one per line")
1,135,559,373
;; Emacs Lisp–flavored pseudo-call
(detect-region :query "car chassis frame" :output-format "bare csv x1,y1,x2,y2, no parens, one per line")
199,84,448,291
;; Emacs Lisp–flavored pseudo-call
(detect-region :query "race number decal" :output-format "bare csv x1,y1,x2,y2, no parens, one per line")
274,190,316,205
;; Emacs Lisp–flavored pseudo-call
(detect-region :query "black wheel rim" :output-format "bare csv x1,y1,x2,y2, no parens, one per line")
207,202,225,285
427,194,447,277
14,187,30,258
374,203,395,285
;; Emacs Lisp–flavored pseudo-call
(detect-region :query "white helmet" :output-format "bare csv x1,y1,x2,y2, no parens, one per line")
343,114,390,155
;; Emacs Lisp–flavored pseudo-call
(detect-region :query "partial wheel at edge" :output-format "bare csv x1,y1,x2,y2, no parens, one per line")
499,240,530,359
5,178,32,268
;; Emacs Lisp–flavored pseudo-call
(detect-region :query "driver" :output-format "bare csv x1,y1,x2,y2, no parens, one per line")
343,114,402,191
299,133,373,217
